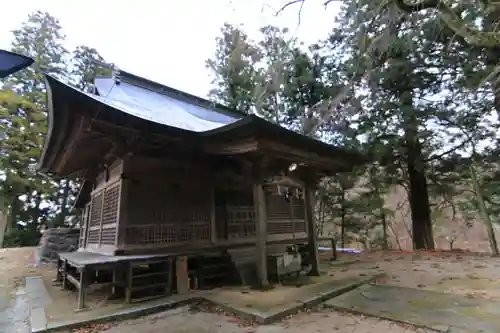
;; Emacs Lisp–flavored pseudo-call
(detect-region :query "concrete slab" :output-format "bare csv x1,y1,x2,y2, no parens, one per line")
0,288,30,333
25,276,52,309
30,307,47,332
204,274,382,324
34,292,204,333
28,273,381,331
324,284,500,333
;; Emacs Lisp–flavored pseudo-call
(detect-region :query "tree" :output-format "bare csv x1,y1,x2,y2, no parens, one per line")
0,90,41,246
0,11,113,246
394,0,500,48
207,22,371,249
318,0,497,250
0,11,70,245
206,23,260,114
71,45,114,92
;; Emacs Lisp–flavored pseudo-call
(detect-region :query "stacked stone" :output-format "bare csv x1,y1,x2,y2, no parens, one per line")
37,228,80,263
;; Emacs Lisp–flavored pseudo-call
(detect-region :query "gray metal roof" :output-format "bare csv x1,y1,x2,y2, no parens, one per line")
93,77,240,132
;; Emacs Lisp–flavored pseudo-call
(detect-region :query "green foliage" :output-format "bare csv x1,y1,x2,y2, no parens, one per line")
0,11,111,247
71,45,114,92
207,0,500,251
3,228,40,247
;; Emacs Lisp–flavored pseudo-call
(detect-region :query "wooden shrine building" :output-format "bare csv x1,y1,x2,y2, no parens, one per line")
38,70,367,307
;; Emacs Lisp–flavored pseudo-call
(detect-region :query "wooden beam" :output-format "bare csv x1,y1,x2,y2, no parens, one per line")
264,175,305,188
89,119,192,146
54,116,90,174
204,139,259,155
259,140,350,170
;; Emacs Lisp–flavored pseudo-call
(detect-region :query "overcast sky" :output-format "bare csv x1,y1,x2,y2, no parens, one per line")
0,0,340,98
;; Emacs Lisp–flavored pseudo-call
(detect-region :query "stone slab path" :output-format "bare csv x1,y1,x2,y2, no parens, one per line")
0,286,31,333
325,284,500,332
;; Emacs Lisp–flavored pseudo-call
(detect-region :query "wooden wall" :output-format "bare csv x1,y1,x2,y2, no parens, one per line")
79,156,309,254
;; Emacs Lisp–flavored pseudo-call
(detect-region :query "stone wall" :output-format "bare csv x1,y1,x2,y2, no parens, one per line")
37,228,80,263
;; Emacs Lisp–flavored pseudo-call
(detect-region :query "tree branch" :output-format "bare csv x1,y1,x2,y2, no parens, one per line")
395,0,500,48
394,0,440,12
275,0,304,15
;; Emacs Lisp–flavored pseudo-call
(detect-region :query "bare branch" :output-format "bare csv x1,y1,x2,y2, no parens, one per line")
275,0,304,16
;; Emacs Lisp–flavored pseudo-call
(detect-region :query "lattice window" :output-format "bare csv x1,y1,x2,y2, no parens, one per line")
102,183,120,225
266,193,306,235
267,194,305,220
87,229,99,244
101,227,117,245
226,206,256,238
89,192,103,226
124,222,210,245
268,221,306,234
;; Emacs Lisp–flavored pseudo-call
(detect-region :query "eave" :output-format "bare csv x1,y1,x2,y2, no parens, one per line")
202,115,369,175
0,49,34,78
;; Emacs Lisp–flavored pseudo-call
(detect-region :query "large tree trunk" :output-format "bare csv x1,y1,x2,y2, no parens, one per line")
7,199,19,233
407,155,434,249
381,211,389,250
402,91,434,250
0,209,8,248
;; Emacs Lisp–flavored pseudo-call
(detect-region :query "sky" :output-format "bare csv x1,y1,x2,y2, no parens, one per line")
0,0,341,98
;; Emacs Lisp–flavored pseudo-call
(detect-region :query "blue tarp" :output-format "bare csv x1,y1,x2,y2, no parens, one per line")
0,49,33,78
93,77,240,132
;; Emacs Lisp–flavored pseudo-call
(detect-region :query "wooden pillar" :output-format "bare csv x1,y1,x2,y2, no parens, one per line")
253,182,269,288
304,185,320,276
61,259,69,289
210,186,217,244
176,256,189,294
125,263,133,303
77,267,87,310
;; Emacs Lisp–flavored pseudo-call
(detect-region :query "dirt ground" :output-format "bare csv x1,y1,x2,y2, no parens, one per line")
0,247,38,292
69,250,500,333
356,250,500,300
2,248,500,333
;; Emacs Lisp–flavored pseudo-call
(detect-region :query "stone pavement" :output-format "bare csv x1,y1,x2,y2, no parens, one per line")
0,286,31,333
325,284,500,333
204,274,382,324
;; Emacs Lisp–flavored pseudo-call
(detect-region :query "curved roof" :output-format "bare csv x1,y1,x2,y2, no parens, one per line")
0,49,34,78
38,71,369,176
